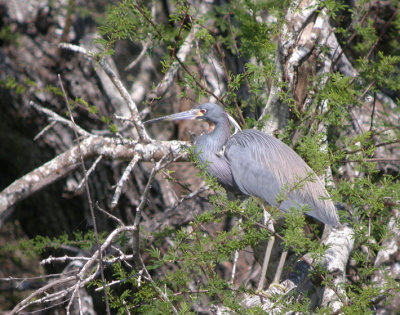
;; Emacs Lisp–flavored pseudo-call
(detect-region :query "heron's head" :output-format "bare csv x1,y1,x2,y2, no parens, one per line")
194,103,227,124
144,103,227,125
144,103,241,132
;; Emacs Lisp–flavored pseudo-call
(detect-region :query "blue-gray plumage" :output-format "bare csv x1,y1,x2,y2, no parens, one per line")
145,103,339,227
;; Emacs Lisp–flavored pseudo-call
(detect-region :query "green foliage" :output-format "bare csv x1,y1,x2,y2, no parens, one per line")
2,230,107,255
358,52,400,91
97,0,160,53
0,25,20,46
296,133,331,174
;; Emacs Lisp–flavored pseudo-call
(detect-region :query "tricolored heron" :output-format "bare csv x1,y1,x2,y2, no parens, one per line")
145,103,339,286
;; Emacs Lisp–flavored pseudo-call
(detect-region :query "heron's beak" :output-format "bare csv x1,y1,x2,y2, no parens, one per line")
144,109,204,124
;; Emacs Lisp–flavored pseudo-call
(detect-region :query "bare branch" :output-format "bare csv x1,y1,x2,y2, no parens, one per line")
59,42,150,141
33,121,57,141
30,101,92,137
0,136,189,217
110,155,140,209
125,39,152,71
10,275,77,314
11,225,141,313
96,202,125,226
76,155,103,190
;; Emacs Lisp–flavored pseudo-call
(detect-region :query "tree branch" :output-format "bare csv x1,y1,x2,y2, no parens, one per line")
59,42,150,141
0,136,189,217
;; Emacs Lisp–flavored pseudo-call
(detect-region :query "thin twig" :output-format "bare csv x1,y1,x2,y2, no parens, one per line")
58,42,150,141
110,155,140,209
10,275,77,313
125,39,152,71
230,218,242,285
125,0,156,72
77,155,103,190
11,226,137,313
96,202,125,226
344,139,400,155
41,255,90,265
33,121,57,140
365,7,399,59
66,282,79,315
58,75,111,315
30,100,91,137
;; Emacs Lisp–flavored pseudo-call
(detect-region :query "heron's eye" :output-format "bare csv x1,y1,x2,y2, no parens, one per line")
200,109,206,114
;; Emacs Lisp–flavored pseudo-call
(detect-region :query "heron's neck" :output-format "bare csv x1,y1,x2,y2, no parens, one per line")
194,115,237,191
197,116,231,154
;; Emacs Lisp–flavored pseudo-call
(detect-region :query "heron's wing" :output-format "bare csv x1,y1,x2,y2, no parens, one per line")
225,129,339,226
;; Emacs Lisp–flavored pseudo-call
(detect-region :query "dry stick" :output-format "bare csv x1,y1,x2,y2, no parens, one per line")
110,245,133,268
1,271,76,282
0,136,188,216
230,247,240,284
125,39,151,71
30,100,92,137
96,202,125,226
12,227,135,313
230,216,243,285
94,276,137,292
42,252,133,266
33,121,57,140
97,57,150,141
41,255,90,265
76,287,83,315
110,155,140,209
58,75,111,315
66,283,79,315
58,42,150,141
77,155,103,190
10,275,77,314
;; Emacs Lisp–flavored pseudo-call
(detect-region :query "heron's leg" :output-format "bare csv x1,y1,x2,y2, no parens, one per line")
272,249,288,283
257,235,275,291
230,217,242,284
228,192,247,285
257,208,275,291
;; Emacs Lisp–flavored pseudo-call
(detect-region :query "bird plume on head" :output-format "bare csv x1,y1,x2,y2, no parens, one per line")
145,103,339,227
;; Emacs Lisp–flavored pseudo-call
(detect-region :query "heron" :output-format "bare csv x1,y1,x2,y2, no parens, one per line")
145,103,339,286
